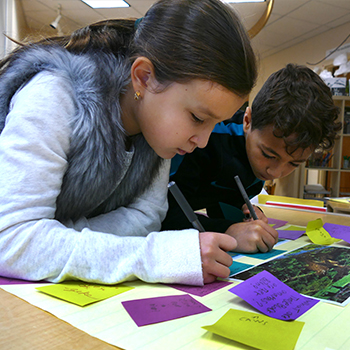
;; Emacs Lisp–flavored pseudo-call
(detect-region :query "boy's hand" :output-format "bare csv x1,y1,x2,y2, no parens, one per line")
241,204,268,222
199,232,237,284
225,220,278,253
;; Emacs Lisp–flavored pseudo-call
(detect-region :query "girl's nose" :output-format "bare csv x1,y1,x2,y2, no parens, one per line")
190,129,212,149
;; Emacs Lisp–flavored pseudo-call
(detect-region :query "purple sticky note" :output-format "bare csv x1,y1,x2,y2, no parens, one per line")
122,294,211,327
165,280,232,297
277,230,305,240
324,223,350,243
0,276,45,285
268,218,288,229
229,270,318,321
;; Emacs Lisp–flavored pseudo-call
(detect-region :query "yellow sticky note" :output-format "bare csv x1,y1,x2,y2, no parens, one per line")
286,225,306,231
306,219,338,245
202,309,304,350
36,282,134,306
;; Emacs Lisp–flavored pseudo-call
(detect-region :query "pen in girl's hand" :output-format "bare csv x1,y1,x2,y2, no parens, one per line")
168,181,205,232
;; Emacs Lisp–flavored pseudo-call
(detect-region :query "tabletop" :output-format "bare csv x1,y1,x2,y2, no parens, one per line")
1,206,349,350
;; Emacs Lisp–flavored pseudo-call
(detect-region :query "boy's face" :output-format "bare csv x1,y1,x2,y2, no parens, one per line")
243,107,313,181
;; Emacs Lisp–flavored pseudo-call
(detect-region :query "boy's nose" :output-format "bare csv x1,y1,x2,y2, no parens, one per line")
266,166,283,179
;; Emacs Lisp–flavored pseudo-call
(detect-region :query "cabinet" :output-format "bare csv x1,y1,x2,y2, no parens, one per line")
299,95,350,198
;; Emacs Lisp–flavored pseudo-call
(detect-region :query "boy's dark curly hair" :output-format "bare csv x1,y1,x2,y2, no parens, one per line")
251,64,342,153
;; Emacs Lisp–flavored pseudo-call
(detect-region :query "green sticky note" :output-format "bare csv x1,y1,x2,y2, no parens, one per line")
36,282,134,306
202,309,304,350
306,219,338,245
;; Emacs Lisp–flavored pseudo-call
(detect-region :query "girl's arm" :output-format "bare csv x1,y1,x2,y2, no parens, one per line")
0,72,203,285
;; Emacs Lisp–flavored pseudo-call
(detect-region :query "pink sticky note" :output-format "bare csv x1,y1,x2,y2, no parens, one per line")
122,294,211,326
165,280,232,297
277,230,305,240
268,218,288,229
323,223,350,243
229,270,318,321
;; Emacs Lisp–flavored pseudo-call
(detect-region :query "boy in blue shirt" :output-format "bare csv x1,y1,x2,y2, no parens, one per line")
162,64,341,253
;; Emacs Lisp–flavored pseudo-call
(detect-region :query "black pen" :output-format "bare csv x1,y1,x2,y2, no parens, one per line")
168,181,205,232
234,175,258,220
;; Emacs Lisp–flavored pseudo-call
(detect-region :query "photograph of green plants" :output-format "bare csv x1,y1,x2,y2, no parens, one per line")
233,244,350,305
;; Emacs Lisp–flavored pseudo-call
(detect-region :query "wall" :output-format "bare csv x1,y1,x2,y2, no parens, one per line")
251,21,350,102
0,0,28,58
251,21,350,198
0,0,6,58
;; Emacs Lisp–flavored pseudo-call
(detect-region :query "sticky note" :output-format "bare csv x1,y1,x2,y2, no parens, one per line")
122,294,211,326
323,223,350,244
268,218,288,229
232,249,286,260
166,280,232,297
229,261,253,276
287,225,306,231
229,270,318,320
36,282,134,306
306,219,339,245
202,309,304,350
277,230,305,240
0,276,44,285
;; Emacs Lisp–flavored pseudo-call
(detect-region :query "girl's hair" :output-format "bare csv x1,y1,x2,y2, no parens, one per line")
1,0,257,97
251,64,342,152
132,0,256,96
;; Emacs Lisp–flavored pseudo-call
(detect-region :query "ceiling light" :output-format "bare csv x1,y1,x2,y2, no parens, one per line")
80,0,130,8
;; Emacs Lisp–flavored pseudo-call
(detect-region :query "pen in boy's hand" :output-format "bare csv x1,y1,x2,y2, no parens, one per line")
168,181,205,232
234,175,258,221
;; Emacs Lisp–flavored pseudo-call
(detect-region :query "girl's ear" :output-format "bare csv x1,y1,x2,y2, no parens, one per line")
243,106,252,133
130,57,158,96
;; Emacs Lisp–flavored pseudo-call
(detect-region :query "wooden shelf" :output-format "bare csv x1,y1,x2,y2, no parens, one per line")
299,95,350,198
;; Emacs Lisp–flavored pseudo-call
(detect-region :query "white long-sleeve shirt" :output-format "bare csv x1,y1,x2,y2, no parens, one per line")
0,72,203,285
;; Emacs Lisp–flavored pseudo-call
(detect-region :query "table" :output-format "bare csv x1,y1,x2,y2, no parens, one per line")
326,200,350,215
260,204,350,225
0,287,120,349
1,206,350,350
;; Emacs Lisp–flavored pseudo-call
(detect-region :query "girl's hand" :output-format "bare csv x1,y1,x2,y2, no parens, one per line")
241,204,268,222
199,232,237,284
225,220,278,253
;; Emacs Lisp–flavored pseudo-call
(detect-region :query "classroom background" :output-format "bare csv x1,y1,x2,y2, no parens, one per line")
1,1,350,349
3,0,349,209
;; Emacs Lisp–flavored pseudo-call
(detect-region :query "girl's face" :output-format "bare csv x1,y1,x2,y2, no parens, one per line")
243,108,313,181
132,79,245,159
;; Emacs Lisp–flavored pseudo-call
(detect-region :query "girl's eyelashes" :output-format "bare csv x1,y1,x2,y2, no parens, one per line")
191,113,204,124
290,162,300,168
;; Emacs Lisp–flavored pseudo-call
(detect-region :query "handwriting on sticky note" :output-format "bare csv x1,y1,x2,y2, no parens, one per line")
306,219,339,245
36,282,134,306
122,294,211,326
202,309,304,350
324,223,350,244
229,270,318,320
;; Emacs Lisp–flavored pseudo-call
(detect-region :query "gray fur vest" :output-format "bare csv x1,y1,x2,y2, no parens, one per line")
0,45,163,221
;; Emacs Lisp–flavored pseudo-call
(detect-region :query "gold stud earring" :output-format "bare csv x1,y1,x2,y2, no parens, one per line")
134,91,141,101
